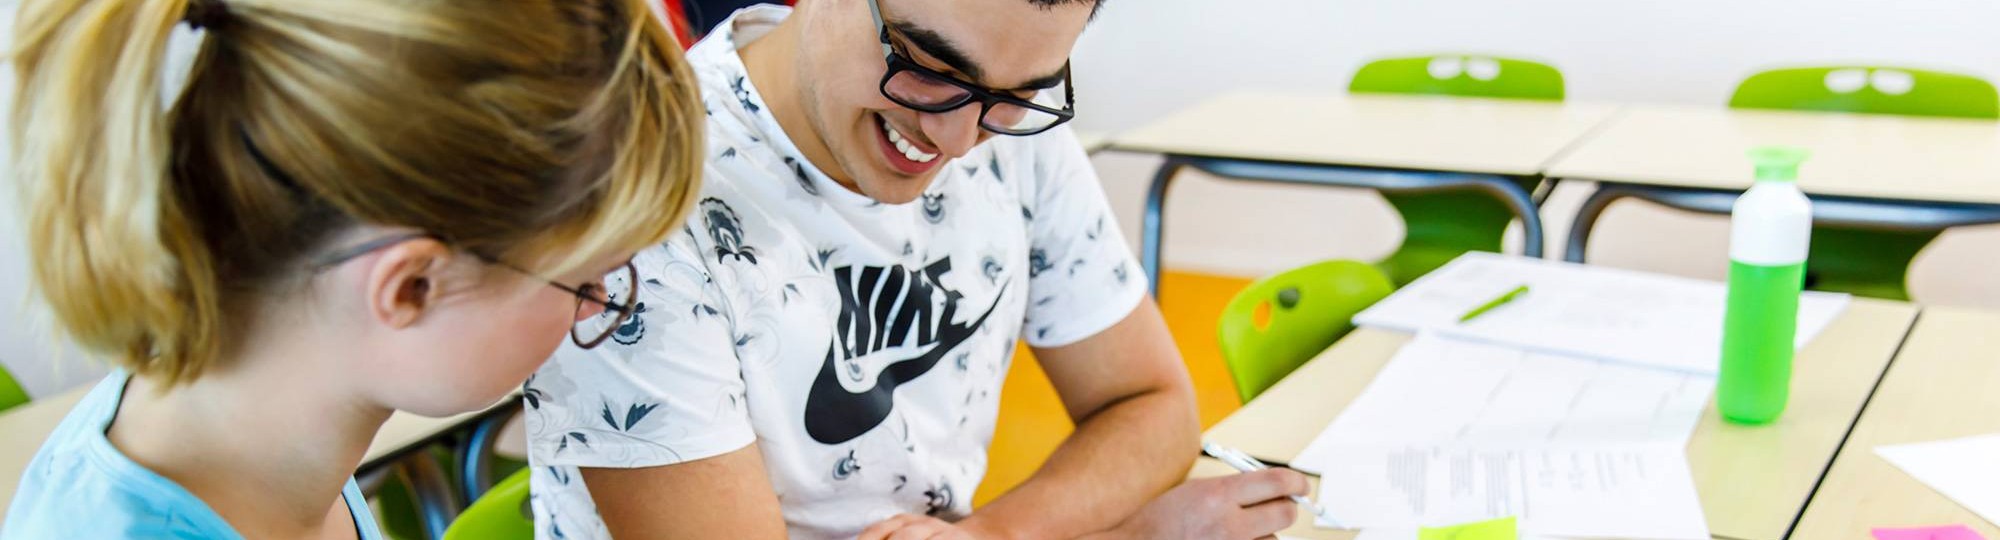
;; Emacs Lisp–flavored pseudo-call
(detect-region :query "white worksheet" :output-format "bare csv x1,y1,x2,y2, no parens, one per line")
1316,443,1710,540
1353,252,1850,374
1292,333,1714,473
1877,434,2000,528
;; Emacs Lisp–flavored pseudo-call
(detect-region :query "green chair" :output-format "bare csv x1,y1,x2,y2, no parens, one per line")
371,447,462,540
1732,66,1999,300
1349,54,1566,285
443,467,534,540
1217,260,1395,403
1731,66,1999,120
0,366,29,412
1351,54,1566,102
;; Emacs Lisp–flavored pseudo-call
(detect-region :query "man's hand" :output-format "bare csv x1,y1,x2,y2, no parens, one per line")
1102,468,1310,540
959,297,1203,539
859,514,980,540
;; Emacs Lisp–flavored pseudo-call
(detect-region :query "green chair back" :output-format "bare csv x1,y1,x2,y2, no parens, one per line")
373,446,470,540
443,467,534,540
1350,54,1565,101
1730,66,1999,120
1349,54,1564,284
0,365,30,412
1374,188,1529,286
1217,260,1394,403
1730,66,1999,300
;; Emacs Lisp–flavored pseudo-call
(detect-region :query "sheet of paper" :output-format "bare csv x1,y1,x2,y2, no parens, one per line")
1873,525,1988,540
1877,434,2000,528
1314,443,1709,540
1353,252,1850,374
1293,333,1713,472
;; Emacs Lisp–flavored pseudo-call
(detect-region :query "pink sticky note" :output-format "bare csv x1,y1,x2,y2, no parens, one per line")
1872,525,1987,540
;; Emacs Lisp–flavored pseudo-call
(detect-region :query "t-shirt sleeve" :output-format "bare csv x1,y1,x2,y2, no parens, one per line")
523,227,756,469
1020,126,1150,348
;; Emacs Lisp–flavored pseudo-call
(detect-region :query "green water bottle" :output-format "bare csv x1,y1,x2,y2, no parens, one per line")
1719,146,1813,425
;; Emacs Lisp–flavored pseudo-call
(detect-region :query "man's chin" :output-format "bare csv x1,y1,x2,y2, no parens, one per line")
859,182,929,205
855,168,942,205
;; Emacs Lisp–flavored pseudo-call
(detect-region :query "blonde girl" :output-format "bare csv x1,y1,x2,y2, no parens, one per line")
1,0,702,537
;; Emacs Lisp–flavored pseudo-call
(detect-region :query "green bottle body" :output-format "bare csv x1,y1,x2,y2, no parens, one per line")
1720,147,1813,425
1718,260,1804,424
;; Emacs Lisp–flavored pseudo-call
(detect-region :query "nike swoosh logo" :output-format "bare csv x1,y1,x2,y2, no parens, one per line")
803,282,1009,445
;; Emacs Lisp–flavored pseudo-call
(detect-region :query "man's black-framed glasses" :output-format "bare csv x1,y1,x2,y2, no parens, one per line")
865,0,1075,136
312,233,639,349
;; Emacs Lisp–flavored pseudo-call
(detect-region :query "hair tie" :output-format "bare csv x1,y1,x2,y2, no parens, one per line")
184,0,230,31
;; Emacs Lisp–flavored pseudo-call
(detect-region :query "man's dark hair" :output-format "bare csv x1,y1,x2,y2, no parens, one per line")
1026,0,1105,18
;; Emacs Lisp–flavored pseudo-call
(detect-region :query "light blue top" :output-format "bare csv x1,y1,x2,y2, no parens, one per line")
1,371,383,539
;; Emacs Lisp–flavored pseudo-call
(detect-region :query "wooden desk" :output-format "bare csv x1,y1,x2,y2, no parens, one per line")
1548,105,2000,264
1115,92,1620,176
1113,91,1621,295
0,381,515,527
1547,104,2000,204
1198,298,1918,540
1791,306,2000,539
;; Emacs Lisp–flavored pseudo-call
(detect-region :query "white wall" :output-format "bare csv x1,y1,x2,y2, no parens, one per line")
1068,0,2000,309
0,1,108,399
1072,0,2000,131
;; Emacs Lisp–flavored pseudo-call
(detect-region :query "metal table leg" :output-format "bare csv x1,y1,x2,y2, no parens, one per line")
1141,158,1188,299
398,453,460,540
1564,181,2000,263
1139,154,1547,300
455,404,521,504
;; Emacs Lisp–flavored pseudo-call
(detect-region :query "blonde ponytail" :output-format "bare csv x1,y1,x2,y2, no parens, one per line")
12,0,226,383
11,0,705,385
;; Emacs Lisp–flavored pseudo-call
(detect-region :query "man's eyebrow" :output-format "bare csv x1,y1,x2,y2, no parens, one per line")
888,21,1069,92
1014,66,1069,92
888,21,984,82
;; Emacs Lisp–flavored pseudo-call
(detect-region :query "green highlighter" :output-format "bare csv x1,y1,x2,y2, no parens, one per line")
1459,285,1530,324
1719,146,1813,425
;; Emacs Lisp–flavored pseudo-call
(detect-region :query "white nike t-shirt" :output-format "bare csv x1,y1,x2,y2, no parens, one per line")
522,6,1148,540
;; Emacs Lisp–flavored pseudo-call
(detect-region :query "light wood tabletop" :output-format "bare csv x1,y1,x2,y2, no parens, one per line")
0,381,516,523
1197,298,1918,540
1111,91,1622,177
1791,306,2000,539
1546,104,2000,204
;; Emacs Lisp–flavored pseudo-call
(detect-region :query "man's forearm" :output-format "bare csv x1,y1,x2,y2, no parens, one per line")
959,386,1199,540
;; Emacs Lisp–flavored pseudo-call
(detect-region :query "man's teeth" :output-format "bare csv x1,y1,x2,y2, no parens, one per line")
882,120,938,163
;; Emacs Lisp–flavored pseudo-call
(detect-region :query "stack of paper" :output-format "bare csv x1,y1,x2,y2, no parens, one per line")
1312,442,1706,539
1290,254,1855,539
1294,334,1712,539
1291,335,1713,455
1353,252,1850,374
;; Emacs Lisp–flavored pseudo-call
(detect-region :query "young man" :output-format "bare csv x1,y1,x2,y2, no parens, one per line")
523,0,1311,538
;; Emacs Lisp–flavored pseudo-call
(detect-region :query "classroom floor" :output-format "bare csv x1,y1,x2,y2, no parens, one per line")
974,269,1253,506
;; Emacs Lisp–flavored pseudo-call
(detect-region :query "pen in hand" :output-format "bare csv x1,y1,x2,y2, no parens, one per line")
1200,441,1340,528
